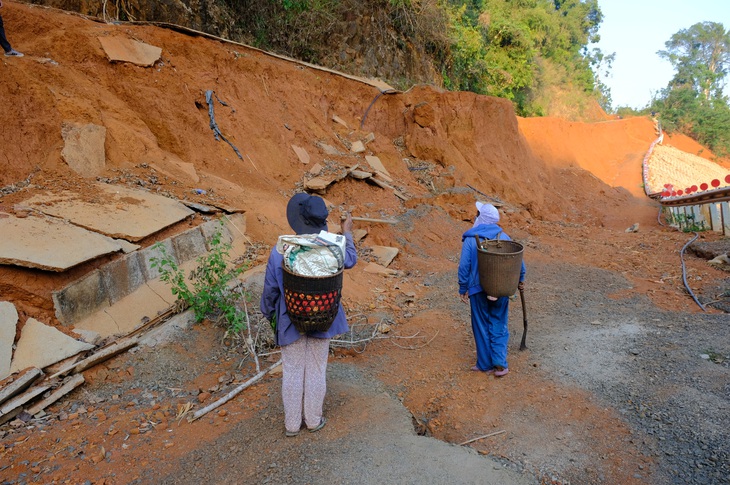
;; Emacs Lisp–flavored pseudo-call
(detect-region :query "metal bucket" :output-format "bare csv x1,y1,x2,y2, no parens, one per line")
475,234,524,297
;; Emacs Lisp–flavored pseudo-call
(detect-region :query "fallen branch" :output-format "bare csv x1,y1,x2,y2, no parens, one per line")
189,359,282,422
458,429,506,446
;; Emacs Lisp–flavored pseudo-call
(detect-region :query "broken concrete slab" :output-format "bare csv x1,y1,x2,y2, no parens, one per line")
72,328,102,346
308,162,324,176
332,115,349,128
363,262,399,276
24,183,194,242
365,155,391,177
9,318,94,374
350,170,373,180
0,302,19,380
317,142,342,156
61,122,107,178
353,229,368,243
181,201,218,214
0,215,124,272
363,132,376,144
370,246,399,267
115,239,141,254
292,145,311,165
351,140,366,153
305,175,338,192
98,36,162,67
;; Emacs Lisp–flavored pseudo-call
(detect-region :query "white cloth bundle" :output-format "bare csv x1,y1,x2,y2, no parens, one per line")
276,231,346,276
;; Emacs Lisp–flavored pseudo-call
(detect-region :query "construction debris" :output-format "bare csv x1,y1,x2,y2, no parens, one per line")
0,368,43,406
26,374,85,416
0,302,18,379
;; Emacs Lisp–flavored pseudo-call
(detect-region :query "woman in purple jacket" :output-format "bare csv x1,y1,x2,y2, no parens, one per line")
260,193,357,437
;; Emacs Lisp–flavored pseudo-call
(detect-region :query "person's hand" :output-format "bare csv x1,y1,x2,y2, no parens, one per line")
459,293,469,304
518,281,524,291
342,212,353,234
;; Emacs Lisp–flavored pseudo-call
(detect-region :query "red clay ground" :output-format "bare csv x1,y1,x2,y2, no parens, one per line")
1,3,729,484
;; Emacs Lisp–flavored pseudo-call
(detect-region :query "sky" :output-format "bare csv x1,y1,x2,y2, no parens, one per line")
594,0,730,110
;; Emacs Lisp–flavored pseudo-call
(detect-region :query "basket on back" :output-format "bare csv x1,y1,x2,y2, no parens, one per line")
475,233,524,298
283,267,343,334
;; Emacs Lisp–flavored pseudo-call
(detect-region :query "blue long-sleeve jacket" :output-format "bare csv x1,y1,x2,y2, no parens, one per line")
260,232,357,346
458,224,525,296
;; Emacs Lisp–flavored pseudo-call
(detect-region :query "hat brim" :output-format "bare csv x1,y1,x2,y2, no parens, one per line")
286,193,328,234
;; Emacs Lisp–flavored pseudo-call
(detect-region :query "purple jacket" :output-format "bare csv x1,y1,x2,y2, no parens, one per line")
260,232,358,346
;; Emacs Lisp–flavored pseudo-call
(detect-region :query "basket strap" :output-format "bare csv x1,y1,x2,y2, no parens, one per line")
474,235,481,250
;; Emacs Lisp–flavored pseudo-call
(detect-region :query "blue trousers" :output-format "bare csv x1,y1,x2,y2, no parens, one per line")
0,15,12,53
469,292,510,370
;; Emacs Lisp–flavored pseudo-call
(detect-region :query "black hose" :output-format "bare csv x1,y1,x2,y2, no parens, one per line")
360,91,385,130
680,232,706,312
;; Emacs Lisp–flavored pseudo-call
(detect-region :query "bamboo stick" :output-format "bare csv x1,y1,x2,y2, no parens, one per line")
351,216,398,224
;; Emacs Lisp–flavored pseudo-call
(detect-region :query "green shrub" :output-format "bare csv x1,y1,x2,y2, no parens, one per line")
151,222,246,335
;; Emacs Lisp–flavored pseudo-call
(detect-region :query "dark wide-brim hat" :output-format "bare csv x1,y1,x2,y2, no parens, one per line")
286,193,329,234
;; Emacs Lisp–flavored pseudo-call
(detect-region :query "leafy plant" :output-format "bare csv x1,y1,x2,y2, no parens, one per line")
151,223,246,335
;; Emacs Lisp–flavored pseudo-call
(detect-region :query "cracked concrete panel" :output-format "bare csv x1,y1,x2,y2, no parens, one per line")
61,122,107,177
98,36,162,67
0,215,123,272
0,301,19,380
74,286,169,339
9,318,94,374
24,183,194,242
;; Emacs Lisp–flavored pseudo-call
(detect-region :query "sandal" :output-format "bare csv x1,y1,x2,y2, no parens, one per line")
471,366,495,374
494,368,509,377
308,416,327,433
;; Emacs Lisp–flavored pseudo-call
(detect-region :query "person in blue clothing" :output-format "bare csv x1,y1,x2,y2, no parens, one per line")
458,201,525,377
260,193,357,437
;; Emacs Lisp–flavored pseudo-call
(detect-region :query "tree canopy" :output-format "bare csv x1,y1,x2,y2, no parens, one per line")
653,22,730,155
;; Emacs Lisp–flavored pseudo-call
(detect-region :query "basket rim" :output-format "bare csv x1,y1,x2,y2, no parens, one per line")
283,266,344,279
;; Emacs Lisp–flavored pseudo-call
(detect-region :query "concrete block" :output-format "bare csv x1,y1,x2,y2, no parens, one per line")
173,227,207,263
200,220,233,248
351,140,366,153
53,270,109,326
0,302,19,380
101,252,146,305
10,318,94,374
139,239,176,281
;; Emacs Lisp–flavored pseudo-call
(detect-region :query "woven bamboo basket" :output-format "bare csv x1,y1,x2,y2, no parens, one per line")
475,234,524,298
283,267,343,334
